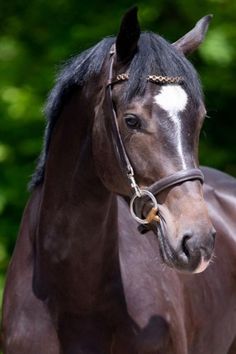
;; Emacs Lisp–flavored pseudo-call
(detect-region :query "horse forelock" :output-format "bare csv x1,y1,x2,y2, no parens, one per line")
29,32,202,191
122,32,203,104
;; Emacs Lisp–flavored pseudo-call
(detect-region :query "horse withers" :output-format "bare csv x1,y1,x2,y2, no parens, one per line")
2,7,236,354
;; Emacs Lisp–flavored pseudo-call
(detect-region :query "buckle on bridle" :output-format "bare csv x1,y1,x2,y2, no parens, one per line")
127,168,141,198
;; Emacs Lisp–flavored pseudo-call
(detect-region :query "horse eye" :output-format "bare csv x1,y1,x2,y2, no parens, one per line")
125,115,142,129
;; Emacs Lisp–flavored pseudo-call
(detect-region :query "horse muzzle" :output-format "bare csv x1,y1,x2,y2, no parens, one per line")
154,197,216,273
130,176,216,273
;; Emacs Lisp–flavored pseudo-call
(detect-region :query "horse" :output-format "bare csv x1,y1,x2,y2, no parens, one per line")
2,6,236,354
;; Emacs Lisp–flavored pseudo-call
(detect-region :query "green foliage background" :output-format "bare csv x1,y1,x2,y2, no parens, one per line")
0,0,235,304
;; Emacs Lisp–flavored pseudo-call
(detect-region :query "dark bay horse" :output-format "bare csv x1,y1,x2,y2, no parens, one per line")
2,7,236,354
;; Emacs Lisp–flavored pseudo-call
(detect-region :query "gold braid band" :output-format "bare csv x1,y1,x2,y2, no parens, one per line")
107,73,129,85
116,74,129,81
147,75,184,84
110,74,184,85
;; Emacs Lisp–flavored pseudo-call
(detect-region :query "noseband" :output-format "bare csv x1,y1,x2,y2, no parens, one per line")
106,47,204,228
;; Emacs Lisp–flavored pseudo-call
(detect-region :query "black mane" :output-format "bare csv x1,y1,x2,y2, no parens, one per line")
29,32,202,190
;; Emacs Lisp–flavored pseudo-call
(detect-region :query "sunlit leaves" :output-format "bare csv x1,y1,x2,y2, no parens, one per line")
0,37,22,61
1,86,41,121
200,27,234,65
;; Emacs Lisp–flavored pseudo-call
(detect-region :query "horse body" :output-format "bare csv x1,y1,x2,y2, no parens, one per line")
2,7,236,354
3,168,236,354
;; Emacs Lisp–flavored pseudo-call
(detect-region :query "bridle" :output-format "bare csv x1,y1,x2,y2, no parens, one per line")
106,47,204,230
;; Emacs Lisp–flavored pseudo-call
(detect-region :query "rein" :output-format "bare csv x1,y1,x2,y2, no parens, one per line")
106,48,204,228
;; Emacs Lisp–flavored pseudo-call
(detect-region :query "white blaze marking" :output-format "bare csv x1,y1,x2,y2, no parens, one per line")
154,85,188,168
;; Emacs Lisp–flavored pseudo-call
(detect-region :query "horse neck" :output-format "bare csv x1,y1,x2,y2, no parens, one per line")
43,83,117,218
35,84,119,279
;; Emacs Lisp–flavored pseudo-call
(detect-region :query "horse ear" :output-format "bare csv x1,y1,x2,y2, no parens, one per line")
116,6,141,62
173,15,213,55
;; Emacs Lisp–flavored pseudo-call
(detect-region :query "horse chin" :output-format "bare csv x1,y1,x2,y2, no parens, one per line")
193,258,211,273
157,221,211,274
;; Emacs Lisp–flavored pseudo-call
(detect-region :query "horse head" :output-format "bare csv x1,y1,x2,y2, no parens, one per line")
93,7,215,273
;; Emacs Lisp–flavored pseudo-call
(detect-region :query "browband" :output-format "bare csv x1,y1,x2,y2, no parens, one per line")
107,73,184,86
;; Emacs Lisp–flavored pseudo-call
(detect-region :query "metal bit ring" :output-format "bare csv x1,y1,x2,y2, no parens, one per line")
130,190,158,224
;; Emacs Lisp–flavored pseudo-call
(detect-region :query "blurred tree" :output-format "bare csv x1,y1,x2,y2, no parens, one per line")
0,0,235,301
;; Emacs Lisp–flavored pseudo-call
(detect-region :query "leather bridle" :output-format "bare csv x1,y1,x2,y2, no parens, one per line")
106,47,204,229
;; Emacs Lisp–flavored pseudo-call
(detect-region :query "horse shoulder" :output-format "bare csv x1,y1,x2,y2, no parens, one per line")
202,167,236,240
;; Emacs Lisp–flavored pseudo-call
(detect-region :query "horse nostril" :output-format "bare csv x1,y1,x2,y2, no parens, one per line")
176,229,215,272
181,233,193,258
211,229,216,242
181,229,216,260
208,228,216,250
